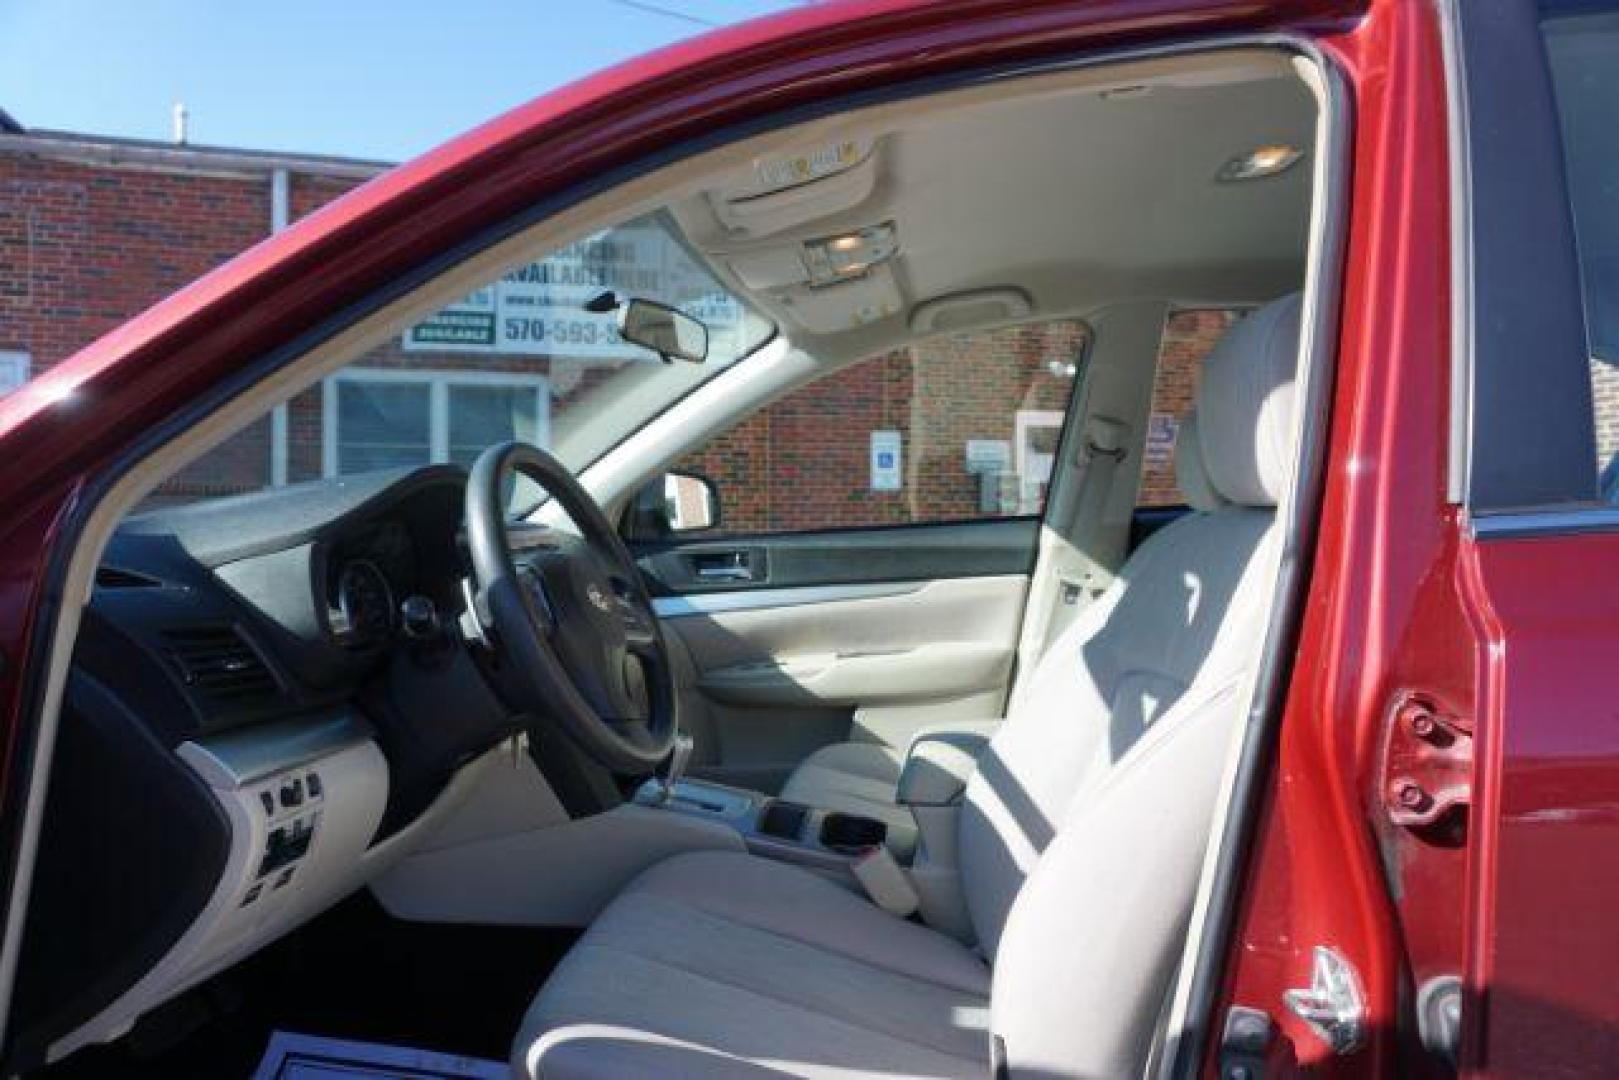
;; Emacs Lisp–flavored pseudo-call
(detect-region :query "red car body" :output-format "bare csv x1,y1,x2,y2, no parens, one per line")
0,1,1613,1075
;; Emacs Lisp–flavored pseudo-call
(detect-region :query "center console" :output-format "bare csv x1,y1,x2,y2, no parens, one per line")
635,725,1001,942
632,778,892,883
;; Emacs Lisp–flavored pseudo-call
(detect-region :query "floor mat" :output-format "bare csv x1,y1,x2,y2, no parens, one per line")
252,1031,506,1079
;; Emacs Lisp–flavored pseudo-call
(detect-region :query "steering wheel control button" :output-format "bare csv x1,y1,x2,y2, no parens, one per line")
401,595,439,640
259,791,275,815
279,777,304,809
306,772,323,799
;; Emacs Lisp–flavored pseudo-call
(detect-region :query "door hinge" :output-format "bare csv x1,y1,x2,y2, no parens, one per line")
1381,693,1473,831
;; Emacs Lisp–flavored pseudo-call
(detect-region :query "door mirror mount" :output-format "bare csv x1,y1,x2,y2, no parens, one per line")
593,293,709,364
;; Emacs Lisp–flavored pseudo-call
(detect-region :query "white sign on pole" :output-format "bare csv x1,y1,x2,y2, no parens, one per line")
404,226,744,362
870,430,903,492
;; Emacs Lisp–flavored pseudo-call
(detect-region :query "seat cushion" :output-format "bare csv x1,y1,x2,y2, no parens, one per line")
779,742,917,858
513,850,990,1079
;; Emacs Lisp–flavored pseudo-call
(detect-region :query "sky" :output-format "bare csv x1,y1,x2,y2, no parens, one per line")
0,0,803,162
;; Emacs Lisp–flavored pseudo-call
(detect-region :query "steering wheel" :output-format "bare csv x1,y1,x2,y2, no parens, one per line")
465,441,676,773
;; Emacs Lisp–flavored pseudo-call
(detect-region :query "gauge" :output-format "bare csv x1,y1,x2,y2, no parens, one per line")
332,559,395,648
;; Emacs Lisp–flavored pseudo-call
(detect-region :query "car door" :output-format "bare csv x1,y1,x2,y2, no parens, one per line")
624,322,1091,792
1450,3,1619,1072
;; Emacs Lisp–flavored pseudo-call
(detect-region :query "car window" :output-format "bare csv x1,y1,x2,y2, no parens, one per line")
1137,309,1243,508
671,321,1091,537
145,210,774,511
1541,3,1619,501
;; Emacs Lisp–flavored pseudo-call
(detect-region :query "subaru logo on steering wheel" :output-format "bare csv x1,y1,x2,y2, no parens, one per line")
585,582,613,613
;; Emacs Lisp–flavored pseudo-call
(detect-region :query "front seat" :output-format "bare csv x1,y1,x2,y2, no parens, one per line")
779,403,1238,842
511,292,1300,1079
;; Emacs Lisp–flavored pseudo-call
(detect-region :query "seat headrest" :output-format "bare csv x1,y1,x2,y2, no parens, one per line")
1197,292,1302,508
1173,413,1225,512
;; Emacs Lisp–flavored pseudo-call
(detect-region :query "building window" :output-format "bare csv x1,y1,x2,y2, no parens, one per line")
322,369,549,477
1014,409,1067,515
0,350,30,397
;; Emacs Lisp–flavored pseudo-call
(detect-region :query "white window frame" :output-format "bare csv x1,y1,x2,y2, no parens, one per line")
0,351,31,397
322,367,550,478
1014,408,1066,514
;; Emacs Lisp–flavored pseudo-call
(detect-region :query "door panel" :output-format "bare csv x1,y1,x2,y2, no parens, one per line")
638,517,1038,593
651,569,1028,793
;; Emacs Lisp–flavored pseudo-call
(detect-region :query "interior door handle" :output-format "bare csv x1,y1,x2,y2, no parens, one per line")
690,550,758,583
697,564,754,582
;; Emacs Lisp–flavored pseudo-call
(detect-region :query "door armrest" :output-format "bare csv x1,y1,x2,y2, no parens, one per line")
896,722,999,807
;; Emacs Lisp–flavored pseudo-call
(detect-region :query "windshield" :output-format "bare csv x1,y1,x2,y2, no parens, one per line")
142,211,773,512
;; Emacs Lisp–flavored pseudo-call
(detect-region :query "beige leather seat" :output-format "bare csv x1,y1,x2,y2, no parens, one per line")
780,398,1236,839
511,293,1300,1079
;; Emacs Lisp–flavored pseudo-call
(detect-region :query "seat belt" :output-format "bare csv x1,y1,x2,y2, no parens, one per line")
851,845,920,917
1038,415,1128,637
1008,414,1129,712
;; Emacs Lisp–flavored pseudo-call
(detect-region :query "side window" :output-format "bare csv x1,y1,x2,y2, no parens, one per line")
674,321,1090,537
1136,309,1242,508
1541,4,1619,500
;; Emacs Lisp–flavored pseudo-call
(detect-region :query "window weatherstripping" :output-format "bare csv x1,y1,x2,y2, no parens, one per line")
321,369,550,478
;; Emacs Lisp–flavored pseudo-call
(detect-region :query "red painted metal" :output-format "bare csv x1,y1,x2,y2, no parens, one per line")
1459,532,1619,1075
1210,0,1458,1074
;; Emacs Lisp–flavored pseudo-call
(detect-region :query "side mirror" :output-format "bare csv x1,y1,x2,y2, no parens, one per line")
618,299,709,363
624,471,721,541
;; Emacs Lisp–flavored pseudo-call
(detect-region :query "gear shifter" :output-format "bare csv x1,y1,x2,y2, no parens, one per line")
658,732,694,803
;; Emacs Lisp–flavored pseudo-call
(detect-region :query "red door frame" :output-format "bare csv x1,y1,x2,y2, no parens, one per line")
1210,0,1457,1073
0,0,1396,1069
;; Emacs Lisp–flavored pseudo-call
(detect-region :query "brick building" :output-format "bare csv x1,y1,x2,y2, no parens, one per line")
0,120,1234,524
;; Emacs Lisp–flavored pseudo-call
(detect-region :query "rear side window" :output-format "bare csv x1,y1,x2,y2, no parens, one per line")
1541,4,1619,500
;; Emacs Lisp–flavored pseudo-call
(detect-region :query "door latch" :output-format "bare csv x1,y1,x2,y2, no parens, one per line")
1283,946,1367,1055
1381,693,1473,831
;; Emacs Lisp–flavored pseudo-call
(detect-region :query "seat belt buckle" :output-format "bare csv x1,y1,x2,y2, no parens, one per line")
850,844,920,917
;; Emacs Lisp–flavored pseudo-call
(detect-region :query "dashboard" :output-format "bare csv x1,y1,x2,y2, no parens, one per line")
10,466,527,1069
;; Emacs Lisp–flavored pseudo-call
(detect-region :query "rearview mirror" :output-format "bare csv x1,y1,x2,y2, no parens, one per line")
618,299,709,363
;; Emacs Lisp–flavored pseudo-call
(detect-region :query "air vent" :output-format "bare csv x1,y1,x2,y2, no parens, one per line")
161,626,280,704
95,566,162,589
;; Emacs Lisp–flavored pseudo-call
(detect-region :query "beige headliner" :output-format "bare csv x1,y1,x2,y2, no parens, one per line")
670,48,1316,364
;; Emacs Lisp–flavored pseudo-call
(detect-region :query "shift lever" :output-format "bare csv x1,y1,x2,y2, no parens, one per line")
658,732,694,803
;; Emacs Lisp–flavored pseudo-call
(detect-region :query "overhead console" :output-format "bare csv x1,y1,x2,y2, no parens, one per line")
704,137,879,239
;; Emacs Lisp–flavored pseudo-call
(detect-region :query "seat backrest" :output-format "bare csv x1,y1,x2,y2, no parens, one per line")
957,293,1301,1076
